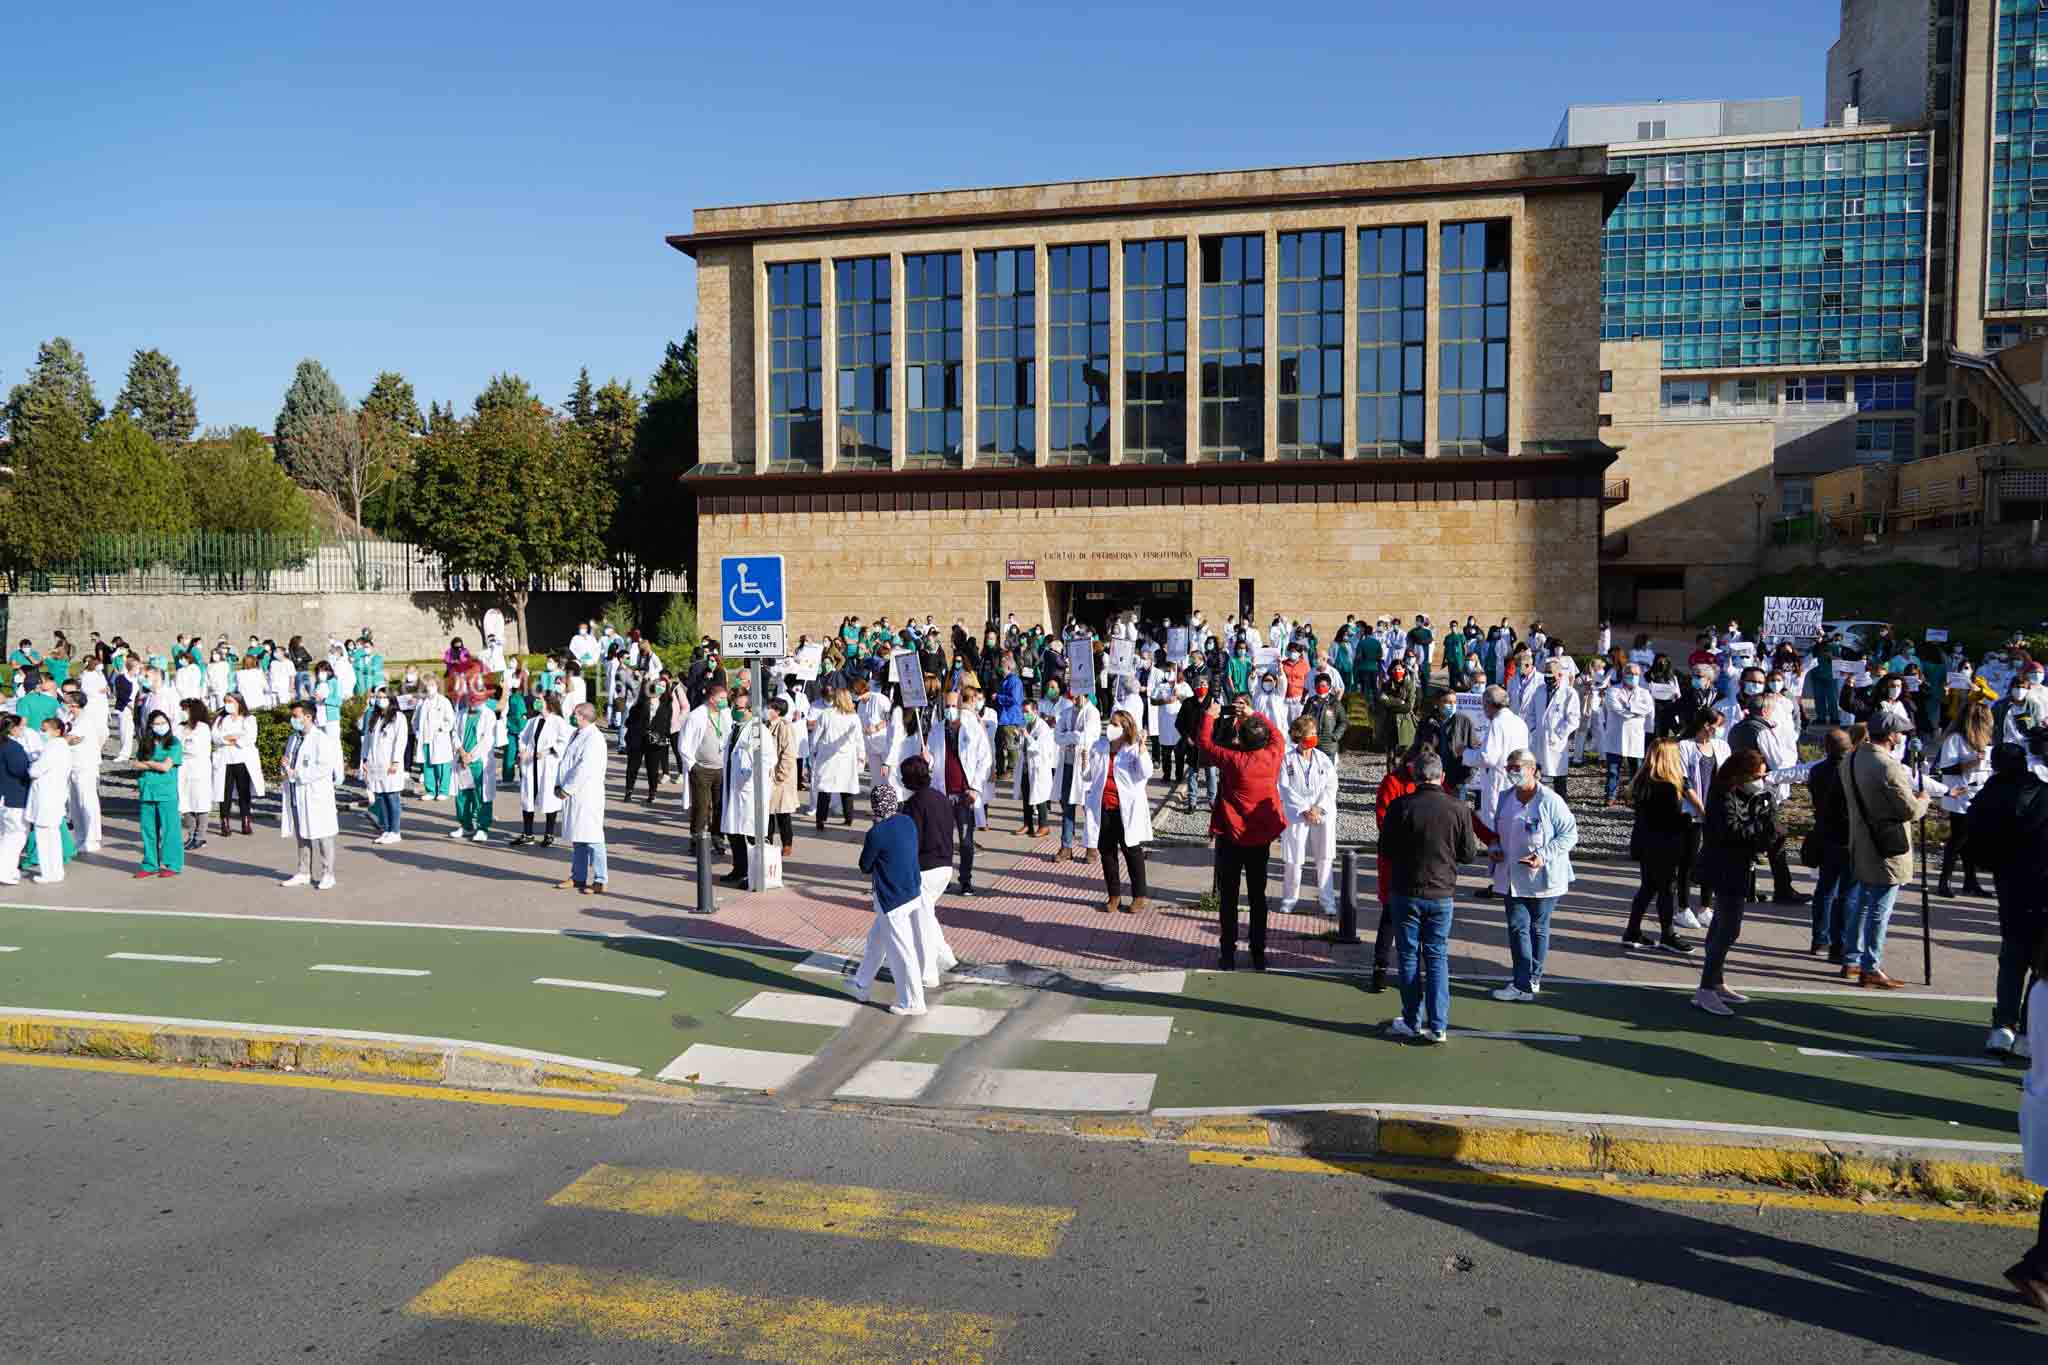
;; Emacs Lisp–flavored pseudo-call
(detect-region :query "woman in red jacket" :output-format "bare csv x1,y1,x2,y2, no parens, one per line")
1193,696,1288,970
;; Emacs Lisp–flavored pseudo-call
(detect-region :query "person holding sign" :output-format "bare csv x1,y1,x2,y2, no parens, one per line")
1934,698,1994,899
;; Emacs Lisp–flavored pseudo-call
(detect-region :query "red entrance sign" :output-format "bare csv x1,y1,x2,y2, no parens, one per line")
1197,557,1231,580
1005,559,1037,581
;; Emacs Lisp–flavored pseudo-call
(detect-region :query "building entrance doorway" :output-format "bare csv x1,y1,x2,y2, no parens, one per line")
1051,580,1192,636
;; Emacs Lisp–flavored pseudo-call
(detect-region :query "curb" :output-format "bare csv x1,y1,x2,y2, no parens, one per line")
3,1013,2031,1212
0,1012,686,1103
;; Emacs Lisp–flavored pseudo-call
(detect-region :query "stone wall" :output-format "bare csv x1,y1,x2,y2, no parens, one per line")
700,496,1602,649
1825,0,1933,127
2,591,621,661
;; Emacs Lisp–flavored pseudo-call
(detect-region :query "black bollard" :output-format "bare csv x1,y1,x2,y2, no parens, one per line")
694,830,718,915
1336,849,1362,944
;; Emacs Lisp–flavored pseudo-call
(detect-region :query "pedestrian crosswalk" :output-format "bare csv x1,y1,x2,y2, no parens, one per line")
659,989,1173,1111
406,1164,1074,1361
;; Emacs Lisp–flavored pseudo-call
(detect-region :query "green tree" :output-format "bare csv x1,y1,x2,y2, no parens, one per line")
473,372,539,415
395,405,612,651
610,332,698,594
274,358,347,478
4,337,103,444
588,378,639,472
0,403,94,571
361,371,424,436
112,347,199,444
91,414,192,535
179,427,316,535
565,367,595,428
426,399,457,433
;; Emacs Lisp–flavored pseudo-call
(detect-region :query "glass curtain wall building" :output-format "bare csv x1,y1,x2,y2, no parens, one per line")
1992,0,2048,312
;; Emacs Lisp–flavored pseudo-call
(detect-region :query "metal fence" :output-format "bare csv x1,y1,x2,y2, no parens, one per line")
4,533,688,596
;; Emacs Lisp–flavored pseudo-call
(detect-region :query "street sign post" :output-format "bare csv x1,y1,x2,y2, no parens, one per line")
719,555,787,893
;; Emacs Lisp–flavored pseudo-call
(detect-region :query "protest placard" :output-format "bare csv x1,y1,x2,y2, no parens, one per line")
792,643,824,681
1948,670,1974,690
1648,680,1679,701
1166,628,1190,663
1761,596,1824,644
1107,641,1137,677
1924,628,1950,644
892,650,927,711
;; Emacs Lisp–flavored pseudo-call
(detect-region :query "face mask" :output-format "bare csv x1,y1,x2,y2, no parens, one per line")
1314,684,1330,696
1263,680,1277,691
1300,736,1318,751
1626,674,1642,686
1885,686,1902,698
945,706,960,722
1441,701,1457,715
1194,687,1208,699
1742,682,1764,696
289,717,307,733
1767,681,1784,693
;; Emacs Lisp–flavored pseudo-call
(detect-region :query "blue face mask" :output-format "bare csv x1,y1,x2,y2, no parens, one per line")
1742,682,1764,696
290,716,308,733
945,706,960,722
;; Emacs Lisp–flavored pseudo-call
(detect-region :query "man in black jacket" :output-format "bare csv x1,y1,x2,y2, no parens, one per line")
1805,728,1854,963
1378,751,1478,1045
1729,668,1806,905
1965,740,2048,1055
899,756,958,990
1415,690,1476,796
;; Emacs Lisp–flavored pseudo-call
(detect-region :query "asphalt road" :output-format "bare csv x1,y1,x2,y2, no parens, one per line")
4,1062,2042,1364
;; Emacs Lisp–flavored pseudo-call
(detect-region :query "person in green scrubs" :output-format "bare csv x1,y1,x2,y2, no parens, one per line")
500,681,531,786
134,713,184,877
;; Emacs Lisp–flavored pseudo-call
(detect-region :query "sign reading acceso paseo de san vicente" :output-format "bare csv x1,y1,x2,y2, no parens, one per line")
1761,595,1824,644
719,554,787,658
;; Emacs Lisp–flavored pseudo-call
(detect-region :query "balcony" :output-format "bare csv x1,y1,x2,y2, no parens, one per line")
1602,478,1630,507
1660,400,1859,422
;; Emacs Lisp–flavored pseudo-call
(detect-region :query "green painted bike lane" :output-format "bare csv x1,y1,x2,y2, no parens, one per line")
871,975,2023,1146
0,906,843,1076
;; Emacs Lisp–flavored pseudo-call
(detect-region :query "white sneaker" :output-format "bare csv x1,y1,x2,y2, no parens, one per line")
842,979,870,1004
888,1004,928,1017
1420,1028,1448,1044
1674,909,1703,930
1491,986,1535,1003
32,875,61,885
280,874,311,887
921,976,941,990
1696,909,1715,927
471,830,489,842
1987,1026,2018,1056
447,828,466,839
315,876,335,891
1279,900,1299,917
1691,987,1733,1017
1388,1018,1419,1040
1530,980,1542,997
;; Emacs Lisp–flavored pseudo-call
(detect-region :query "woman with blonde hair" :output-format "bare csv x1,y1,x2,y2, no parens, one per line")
810,686,864,829
1623,736,1694,952
1934,696,1994,898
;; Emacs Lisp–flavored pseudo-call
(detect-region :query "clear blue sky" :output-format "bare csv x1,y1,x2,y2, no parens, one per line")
1,0,1839,431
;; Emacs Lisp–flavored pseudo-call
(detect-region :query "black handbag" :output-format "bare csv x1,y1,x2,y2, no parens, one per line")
1844,752,1910,860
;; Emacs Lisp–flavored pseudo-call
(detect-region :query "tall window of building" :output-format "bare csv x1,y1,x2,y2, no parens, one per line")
974,247,1035,466
767,261,822,468
1438,220,1510,454
1853,374,1916,411
1047,244,1110,465
1123,238,1187,463
1660,378,1710,408
834,256,891,467
1357,225,1425,456
1276,229,1343,459
904,251,963,467
1854,416,1915,462
1199,233,1265,461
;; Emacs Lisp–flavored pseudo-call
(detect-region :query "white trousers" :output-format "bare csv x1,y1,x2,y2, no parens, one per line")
1280,817,1335,912
70,757,102,850
915,865,959,986
0,808,26,885
116,709,136,761
852,898,925,1013
30,823,63,881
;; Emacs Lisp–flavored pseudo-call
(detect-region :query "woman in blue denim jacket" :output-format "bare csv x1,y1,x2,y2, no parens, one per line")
1486,748,1580,1001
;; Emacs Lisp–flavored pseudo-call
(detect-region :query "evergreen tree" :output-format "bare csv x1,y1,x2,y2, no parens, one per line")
112,347,199,444
588,378,638,473
4,337,103,443
274,358,347,478
179,427,316,536
91,414,192,534
566,367,596,429
473,372,539,415
0,402,94,570
361,371,424,435
610,332,698,593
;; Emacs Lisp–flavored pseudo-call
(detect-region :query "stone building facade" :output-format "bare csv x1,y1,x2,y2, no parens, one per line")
672,149,1627,645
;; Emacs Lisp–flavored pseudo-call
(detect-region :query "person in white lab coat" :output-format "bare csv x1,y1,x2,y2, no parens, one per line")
931,688,994,896
855,676,893,792
414,679,457,800
1464,685,1532,834
1081,705,1154,913
883,705,930,802
1277,713,1339,918
25,713,73,885
1601,664,1655,805
1051,680,1100,863
449,694,500,842
718,702,778,886
554,703,609,893
62,682,109,852
278,700,340,889
175,699,214,851
511,694,570,847
809,688,864,828
359,692,408,844
1013,698,1058,838
1520,661,1584,802
1251,667,1290,744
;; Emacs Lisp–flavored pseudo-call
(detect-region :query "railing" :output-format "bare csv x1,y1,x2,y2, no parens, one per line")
1661,400,1860,422
4,532,689,597
1602,478,1631,506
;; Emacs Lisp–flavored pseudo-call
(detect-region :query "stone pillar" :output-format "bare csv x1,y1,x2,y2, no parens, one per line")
752,256,771,470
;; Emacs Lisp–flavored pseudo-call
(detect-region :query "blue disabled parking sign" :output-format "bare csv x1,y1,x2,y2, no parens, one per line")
719,554,786,657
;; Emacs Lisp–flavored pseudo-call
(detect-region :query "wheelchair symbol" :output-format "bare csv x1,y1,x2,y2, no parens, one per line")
726,563,775,619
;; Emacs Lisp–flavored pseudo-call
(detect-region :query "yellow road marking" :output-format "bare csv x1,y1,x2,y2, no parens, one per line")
407,1255,1010,1363
1188,1150,2038,1228
548,1164,1073,1259
1181,1119,1272,1148
0,1050,625,1116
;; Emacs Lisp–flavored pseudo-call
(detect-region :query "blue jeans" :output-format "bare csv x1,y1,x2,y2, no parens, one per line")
1811,851,1851,951
1603,753,1638,801
572,840,608,886
1844,880,1902,973
1060,800,1078,849
1394,895,1455,1035
1504,895,1557,993
372,792,402,835
1813,680,1839,727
